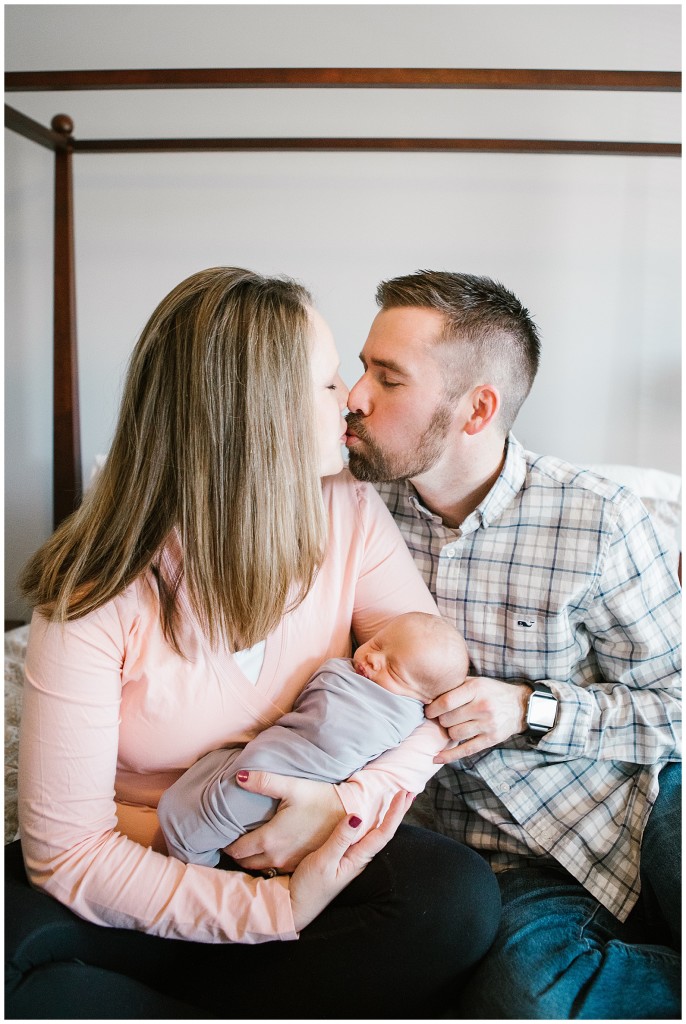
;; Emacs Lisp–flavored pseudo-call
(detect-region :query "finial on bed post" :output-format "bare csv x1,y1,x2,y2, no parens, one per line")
51,114,82,530
51,113,74,138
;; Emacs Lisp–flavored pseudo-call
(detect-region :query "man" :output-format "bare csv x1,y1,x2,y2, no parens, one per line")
346,270,681,1019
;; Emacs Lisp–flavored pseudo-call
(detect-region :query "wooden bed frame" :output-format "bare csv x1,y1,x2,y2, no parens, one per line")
5,67,681,529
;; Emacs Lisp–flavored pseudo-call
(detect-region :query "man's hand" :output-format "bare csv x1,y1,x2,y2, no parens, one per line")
225,773,347,873
426,676,532,763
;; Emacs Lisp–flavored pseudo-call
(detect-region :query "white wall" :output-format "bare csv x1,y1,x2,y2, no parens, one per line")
4,4,681,620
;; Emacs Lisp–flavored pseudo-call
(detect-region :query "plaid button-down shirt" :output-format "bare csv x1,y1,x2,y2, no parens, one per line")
376,434,681,921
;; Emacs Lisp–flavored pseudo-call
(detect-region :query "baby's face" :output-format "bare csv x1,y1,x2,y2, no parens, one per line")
352,623,423,699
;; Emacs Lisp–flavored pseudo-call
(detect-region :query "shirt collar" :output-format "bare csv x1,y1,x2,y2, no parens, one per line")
402,433,527,531
477,433,527,528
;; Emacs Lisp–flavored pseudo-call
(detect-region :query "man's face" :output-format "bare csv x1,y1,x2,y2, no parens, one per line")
346,307,457,483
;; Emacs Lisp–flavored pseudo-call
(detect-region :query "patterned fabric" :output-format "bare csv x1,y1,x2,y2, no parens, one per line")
377,434,681,922
4,625,29,844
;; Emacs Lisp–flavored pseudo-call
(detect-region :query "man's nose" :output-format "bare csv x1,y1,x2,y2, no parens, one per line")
347,375,370,415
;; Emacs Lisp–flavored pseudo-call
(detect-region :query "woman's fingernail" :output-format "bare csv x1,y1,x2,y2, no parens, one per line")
237,771,249,783
349,815,362,828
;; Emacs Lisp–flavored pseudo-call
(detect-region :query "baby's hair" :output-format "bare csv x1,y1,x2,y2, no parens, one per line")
393,612,470,701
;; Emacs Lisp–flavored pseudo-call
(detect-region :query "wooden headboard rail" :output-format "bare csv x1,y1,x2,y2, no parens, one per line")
4,67,682,528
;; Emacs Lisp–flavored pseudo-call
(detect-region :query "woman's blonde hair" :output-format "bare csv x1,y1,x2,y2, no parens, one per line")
20,267,327,653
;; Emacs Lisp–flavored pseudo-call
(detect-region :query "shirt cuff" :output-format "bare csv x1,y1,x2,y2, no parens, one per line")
269,874,299,941
533,679,594,756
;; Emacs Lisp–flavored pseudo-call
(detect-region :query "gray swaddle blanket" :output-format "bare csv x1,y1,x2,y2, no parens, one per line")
158,657,424,866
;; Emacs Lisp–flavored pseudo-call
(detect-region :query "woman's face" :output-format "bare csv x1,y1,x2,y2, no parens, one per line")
308,307,349,478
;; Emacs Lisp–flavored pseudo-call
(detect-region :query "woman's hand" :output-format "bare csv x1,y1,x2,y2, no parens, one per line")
224,772,347,873
288,790,412,932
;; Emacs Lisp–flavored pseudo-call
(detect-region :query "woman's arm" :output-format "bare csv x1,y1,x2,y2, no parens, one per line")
21,609,409,941
20,609,297,944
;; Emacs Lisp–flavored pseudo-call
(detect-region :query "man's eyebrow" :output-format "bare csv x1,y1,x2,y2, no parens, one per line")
359,355,409,376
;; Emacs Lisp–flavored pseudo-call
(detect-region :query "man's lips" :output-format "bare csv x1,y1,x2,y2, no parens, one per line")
345,424,364,447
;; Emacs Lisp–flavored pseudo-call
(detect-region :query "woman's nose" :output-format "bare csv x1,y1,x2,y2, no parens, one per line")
336,373,349,410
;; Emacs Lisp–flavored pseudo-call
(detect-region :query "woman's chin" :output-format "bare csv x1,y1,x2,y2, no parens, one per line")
321,466,345,480
320,453,346,478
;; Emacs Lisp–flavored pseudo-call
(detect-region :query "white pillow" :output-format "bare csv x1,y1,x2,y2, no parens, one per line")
585,464,681,571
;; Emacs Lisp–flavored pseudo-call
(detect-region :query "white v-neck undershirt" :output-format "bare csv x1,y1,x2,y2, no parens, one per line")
233,640,266,685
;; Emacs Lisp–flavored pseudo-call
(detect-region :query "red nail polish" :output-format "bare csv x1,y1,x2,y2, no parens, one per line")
237,771,249,783
349,815,362,828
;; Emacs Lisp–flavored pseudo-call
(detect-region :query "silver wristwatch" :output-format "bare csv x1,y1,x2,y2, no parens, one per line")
525,683,558,736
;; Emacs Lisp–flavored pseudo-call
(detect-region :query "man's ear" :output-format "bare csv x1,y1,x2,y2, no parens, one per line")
463,385,500,436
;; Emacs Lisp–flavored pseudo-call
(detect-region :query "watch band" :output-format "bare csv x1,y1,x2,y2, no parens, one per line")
526,683,558,736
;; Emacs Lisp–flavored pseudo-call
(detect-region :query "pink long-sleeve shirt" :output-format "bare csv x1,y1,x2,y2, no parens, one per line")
19,473,444,945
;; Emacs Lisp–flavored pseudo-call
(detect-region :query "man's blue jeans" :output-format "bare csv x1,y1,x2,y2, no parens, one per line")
458,762,681,1020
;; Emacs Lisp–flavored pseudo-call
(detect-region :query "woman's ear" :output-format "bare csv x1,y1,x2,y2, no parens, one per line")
463,385,500,436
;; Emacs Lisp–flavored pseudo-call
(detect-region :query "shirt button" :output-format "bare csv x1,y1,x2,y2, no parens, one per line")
499,782,510,794
445,547,456,558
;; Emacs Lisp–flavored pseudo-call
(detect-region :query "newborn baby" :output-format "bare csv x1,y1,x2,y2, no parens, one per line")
158,611,469,867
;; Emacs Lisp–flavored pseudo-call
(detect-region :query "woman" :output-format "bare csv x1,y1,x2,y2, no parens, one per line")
6,268,500,1019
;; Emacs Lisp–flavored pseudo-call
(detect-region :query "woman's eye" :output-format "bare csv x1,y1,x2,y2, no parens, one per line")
327,383,338,391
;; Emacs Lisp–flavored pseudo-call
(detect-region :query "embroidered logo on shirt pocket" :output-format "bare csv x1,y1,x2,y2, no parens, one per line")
514,616,537,630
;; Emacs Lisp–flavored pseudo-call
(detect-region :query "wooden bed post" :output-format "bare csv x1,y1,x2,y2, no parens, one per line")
3,69,680,533
51,114,82,529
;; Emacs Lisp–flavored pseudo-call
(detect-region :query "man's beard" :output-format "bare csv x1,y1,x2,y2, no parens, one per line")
346,404,453,483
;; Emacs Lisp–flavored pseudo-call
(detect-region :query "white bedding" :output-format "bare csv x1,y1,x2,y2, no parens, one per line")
5,624,29,843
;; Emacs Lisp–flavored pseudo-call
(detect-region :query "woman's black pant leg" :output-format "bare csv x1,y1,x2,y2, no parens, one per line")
5,840,206,1019
285,823,502,1018
159,825,501,1019
6,826,500,1019
8,963,205,1020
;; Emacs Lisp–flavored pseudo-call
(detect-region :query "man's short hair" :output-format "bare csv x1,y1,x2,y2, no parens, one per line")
376,271,541,433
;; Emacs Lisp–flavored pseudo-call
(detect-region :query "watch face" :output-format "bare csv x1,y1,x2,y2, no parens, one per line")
528,692,558,730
